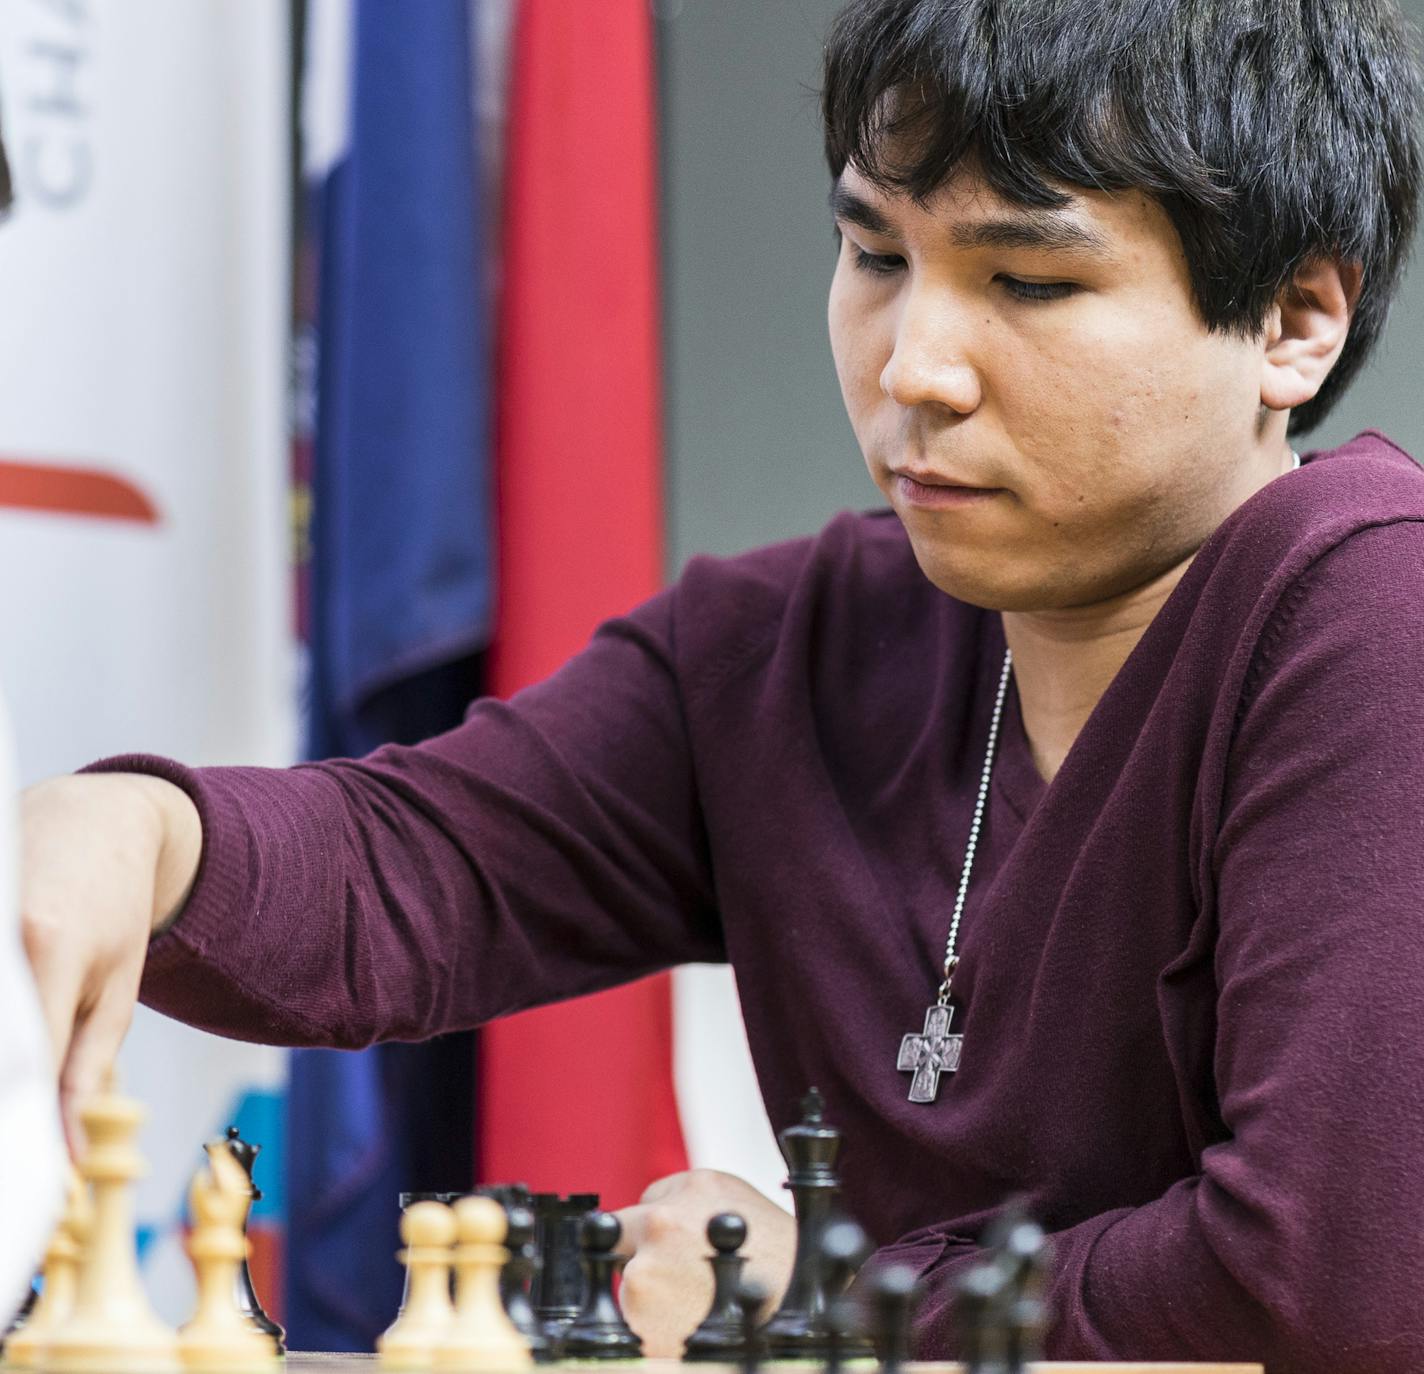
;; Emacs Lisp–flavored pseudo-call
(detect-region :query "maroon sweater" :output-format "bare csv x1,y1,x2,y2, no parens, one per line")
98,430,1424,1371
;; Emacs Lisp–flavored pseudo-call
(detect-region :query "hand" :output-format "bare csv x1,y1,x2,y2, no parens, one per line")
20,772,201,1149
613,1168,796,1357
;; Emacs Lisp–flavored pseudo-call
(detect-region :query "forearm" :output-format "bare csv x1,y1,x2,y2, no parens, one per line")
79,604,721,1050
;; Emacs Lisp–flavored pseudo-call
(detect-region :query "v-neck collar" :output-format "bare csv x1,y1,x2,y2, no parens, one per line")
993,667,1049,823
985,447,1320,827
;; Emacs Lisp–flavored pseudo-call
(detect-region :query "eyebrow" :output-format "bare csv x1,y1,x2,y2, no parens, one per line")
828,182,1118,262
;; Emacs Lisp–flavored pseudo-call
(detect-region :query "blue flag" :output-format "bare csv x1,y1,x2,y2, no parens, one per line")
287,0,488,1349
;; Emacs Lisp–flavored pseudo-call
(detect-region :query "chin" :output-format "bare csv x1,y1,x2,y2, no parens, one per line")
901,534,1095,612
904,540,1029,610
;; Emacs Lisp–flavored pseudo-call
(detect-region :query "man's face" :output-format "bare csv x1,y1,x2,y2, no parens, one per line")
828,162,1280,612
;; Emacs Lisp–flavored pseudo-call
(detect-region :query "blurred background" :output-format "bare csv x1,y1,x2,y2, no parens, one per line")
0,0,1419,1352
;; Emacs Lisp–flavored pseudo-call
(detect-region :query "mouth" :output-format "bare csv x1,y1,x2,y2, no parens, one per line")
890,469,1003,509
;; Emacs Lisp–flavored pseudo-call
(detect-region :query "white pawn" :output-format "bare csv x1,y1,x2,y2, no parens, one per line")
378,1201,458,1369
178,1143,278,1372
44,1076,179,1373
4,1167,91,1368
433,1197,531,1371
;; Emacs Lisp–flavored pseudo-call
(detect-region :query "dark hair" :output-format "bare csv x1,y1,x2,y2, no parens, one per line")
821,0,1424,437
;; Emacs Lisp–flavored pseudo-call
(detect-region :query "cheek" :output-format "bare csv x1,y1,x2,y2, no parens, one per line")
827,274,888,402
827,290,859,395
1016,330,1180,470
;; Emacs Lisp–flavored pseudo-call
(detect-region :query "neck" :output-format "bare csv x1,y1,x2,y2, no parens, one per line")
1001,563,1187,784
1001,442,1299,785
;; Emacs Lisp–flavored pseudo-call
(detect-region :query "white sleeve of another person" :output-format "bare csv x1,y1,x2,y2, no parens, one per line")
0,682,64,1317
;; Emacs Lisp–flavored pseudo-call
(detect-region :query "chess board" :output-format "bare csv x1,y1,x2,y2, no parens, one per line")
13,1085,1269,1374
283,1359,1262,1374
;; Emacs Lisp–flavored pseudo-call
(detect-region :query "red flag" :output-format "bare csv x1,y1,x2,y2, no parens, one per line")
480,0,689,1206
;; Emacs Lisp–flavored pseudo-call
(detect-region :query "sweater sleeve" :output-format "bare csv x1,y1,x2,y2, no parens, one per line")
86,585,723,1049
867,518,1424,1372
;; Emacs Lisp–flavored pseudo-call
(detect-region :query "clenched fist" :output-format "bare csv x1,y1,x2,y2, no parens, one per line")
613,1168,796,1357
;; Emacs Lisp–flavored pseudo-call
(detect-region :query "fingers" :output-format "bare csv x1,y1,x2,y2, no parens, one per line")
20,911,83,1077
611,1203,651,1257
612,1202,715,1359
58,970,139,1157
37,972,80,1086
639,1172,683,1204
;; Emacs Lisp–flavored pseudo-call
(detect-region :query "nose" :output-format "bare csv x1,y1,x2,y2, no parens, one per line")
879,284,982,413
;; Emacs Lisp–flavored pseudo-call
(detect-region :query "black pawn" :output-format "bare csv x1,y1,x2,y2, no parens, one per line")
682,1213,750,1361
733,1279,767,1374
823,1292,857,1374
763,1088,862,1359
560,1211,643,1360
817,1218,874,1361
955,1198,1051,1374
223,1126,286,1353
998,1212,1050,1372
502,1205,552,1363
954,1262,1011,1374
868,1264,919,1374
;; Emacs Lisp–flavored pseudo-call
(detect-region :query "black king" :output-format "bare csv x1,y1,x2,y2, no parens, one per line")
761,1088,875,1360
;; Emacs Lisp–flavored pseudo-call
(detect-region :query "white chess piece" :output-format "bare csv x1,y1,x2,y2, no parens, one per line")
3,1167,91,1367
378,1200,457,1368
434,1197,531,1370
178,1143,278,1371
44,1076,179,1373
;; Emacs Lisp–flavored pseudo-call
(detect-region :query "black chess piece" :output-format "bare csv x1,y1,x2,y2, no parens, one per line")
502,1204,553,1363
823,1291,857,1374
4,1274,39,1343
732,1279,767,1374
479,1181,533,1213
397,1191,464,1206
997,1210,1050,1372
682,1213,752,1361
867,1264,919,1374
762,1088,869,1359
955,1199,1051,1374
818,1218,875,1362
560,1211,643,1360
223,1125,286,1353
530,1191,599,1349
954,1262,1011,1374
818,1218,872,1294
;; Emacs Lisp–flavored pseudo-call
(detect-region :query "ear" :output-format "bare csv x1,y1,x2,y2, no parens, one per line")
1259,256,1363,413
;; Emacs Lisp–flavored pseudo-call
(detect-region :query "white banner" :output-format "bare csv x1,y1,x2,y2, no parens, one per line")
0,0,295,783
0,0,294,1325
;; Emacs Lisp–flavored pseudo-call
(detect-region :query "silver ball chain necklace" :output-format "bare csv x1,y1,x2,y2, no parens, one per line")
895,448,1303,1103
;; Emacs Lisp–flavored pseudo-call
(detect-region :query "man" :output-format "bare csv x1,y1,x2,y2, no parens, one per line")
18,0,1424,1367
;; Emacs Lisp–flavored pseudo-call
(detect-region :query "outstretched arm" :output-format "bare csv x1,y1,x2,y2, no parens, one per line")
25,584,721,1087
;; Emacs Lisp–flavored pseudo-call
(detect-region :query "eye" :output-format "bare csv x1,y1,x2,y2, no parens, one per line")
849,245,905,277
998,276,1077,303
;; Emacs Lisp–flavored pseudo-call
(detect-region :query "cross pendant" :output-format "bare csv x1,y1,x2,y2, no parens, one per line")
897,1004,963,1103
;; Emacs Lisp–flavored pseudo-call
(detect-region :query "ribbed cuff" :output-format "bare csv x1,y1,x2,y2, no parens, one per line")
76,753,256,982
